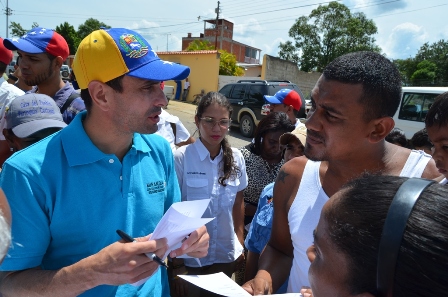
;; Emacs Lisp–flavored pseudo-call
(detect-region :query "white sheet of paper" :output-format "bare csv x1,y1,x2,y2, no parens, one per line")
179,272,302,297
133,199,214,286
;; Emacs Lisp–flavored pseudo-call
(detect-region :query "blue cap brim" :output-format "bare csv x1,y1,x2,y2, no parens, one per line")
127,58,190,81
264,95,282,104
3,38,45,54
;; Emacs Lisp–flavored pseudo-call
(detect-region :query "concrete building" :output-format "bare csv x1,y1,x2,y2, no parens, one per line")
182,19,261,65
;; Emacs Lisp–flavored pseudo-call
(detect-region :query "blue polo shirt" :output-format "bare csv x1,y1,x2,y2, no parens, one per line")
0,111,180,296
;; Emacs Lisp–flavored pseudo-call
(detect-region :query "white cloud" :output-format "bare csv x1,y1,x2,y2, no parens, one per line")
382,22,427,59
129,20,160,41
262,37,286,57
232,18,263,38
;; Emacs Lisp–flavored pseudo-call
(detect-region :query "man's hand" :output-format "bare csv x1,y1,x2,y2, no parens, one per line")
87,235,168,286
300,286,313,297
242,276,272,295
169,226,209,258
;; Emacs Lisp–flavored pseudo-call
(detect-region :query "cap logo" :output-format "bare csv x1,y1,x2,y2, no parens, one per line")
119,33,148,58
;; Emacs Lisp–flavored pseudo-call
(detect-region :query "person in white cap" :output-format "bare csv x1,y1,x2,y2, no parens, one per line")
2,93,66,152
0,28,209,297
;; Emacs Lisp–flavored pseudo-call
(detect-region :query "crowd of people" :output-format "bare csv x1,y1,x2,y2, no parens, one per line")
0,25,447,297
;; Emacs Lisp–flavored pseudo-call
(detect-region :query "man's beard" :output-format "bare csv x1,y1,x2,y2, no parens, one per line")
304,143,328,162
23,66,52,87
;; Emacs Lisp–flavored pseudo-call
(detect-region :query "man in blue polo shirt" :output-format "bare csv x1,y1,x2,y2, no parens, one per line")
0,28,209,297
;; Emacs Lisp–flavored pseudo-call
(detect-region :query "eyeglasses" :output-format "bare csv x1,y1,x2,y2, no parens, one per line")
200,117,230,129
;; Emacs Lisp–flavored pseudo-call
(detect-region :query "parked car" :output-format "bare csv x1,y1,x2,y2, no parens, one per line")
393,86,448,138
60,65,70,81
218,80,306,137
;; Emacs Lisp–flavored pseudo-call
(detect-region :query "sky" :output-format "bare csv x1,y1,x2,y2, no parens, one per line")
0,0,447,61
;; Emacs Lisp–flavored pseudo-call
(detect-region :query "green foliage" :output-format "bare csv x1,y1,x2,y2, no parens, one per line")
185,40,214,51
278,1,380,72
394,40,448,86
55,22,81,55
410,60,437,85
9,22,40,37
77,18,111,40
10,22,28,37
219,50,244,76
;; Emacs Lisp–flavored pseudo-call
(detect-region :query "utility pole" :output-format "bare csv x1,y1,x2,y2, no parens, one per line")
5,0,12,38
166,33,171,51
214,1,220,50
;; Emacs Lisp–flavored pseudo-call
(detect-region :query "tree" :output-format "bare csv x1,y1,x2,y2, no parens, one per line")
9,21,39,37
55,22,81,55
184,40,244,76
415,40,448,85
278,1,380,72
185,40,214,51
219,50,244,76
77,18,111,40
410,60,437,86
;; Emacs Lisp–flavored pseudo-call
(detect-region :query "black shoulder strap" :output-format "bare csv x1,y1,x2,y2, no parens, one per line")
60,92,81,114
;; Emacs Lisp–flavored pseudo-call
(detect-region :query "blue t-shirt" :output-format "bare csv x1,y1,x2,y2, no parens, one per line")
245,182,288,293
0,111,180,296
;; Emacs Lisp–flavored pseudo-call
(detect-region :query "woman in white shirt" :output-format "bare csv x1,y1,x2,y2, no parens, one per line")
171,92,248,297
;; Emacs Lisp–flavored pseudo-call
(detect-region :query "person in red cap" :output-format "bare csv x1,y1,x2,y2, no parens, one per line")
3,27,85,124
0,37,25,166
264,88,305,128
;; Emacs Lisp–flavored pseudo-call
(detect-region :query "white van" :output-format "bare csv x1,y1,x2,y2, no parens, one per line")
393,87,448,138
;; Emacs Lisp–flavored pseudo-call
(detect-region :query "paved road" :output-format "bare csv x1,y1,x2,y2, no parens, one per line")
165,100,251,149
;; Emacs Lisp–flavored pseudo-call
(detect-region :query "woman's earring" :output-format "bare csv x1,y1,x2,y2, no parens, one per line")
10,147,14,152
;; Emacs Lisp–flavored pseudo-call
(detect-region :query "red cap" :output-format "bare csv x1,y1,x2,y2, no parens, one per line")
0,38,13,65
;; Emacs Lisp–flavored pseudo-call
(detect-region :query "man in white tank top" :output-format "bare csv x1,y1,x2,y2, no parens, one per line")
242,51,441,295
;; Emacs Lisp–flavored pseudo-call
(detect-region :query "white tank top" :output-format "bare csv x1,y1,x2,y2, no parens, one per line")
286,150,432,292
287,161,326,292
400,150,432,177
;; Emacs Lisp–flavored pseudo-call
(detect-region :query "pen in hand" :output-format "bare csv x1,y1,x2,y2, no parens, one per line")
116,229,168,268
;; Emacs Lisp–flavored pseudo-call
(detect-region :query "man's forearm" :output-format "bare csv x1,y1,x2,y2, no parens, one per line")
0,261,96,297
257,244,293,292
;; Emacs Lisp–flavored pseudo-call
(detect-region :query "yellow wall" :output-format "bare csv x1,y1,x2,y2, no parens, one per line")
157,51,220,102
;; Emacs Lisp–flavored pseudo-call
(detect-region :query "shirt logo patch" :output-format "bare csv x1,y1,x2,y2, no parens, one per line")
119,34,148,58
147,180,166,194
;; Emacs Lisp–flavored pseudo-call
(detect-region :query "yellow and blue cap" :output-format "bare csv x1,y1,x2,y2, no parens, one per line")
72,28,190,89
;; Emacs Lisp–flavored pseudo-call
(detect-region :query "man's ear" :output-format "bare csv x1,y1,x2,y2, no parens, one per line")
54,56,64,69
368,117,395,143
87,81,111,111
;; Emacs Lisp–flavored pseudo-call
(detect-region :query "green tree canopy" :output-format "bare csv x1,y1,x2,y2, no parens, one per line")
9,21,39,37
219,50,244,76
394,39,448,86
410,60,437,86
279,1,380,72
55,22,81,55
77,18,111,40
184,40,244,76
185,40,214,51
